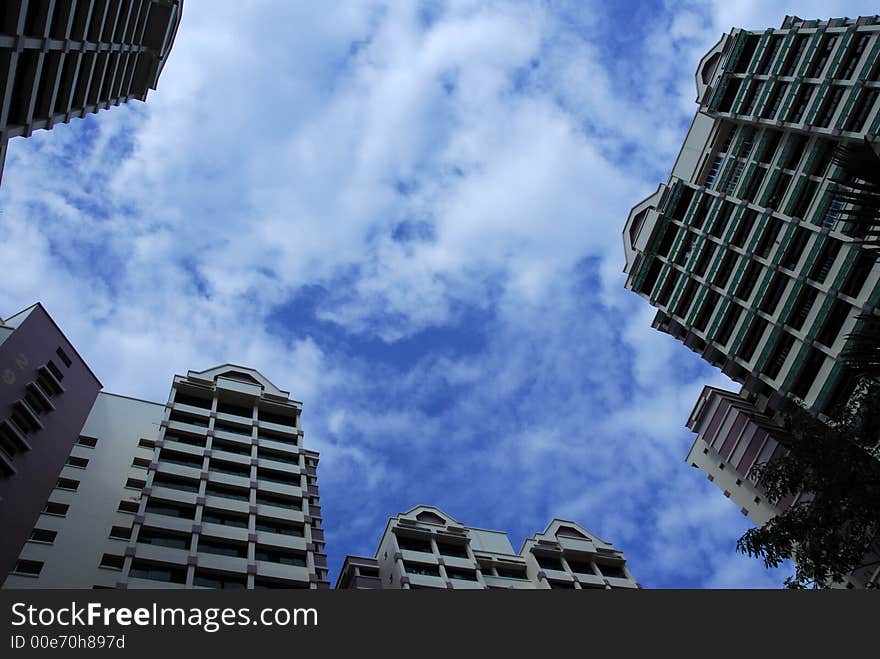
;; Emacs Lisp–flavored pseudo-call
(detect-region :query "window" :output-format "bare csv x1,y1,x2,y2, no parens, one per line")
780,227,810,270
198,538,247,558
735,261,762,301
144,500,195,519
29,528,57,543
193,569,247,589
739,80,763,116
168,410,209,427
56,477,79,491
77,435,98,448
721,161,745,196
255,517,304,536
13,560,43,576
404,562,440,577
755,217,783,258
496,566,527,579
258,407,297,427
737,317,768,362
205,482,249,501
764,332,796,380
109,526,132,540
786,84,815,123
46,360,64,381
129,560,187,584
216,400,253,418
566,559,594,575
254,546,307,566
397,535,433,553
807,35,838,77
163,431,205,448
783,134,809,170
787,286,819,330
841,251,874,299
703,155,724,188
534,553,564,570
713,251,738,289
209,459,250,478
202,509,249,528
715,304,743,347
437,542,468,558
55,347,72,367
257,468,300,486
814,85,845,128
809,238,842,284
597,563,628,579
255,491,301,509
173,390,212,410
759,273,788,315
760,83,786,120
43,502,69,517
138,438,156,449
257,446,298,464
782,34,809,76
125,477,146,490
548,580,576,589
66,456,89,469
756,35,783,74
837,33,870,79
446,568,477,581
137,527,190,550
214,420,251,437
157,449,203,469
99,554,124,570
845,88,879,132
118,500,139,513
816,299,852,348
693,241,716,278
214,438,251,456
132,457,151,468
153,472,200,493
731,210,757,248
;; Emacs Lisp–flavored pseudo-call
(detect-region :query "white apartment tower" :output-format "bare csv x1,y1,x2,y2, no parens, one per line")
3,361,329,589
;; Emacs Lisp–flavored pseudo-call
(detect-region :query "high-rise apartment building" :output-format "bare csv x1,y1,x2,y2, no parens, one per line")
623,15,880,588
0,303,101,579
0,0,183,183
336,506,639,590
624,15,880,417
1,304,328,589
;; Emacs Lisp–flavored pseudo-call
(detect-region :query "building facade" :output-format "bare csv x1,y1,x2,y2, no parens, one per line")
336,505,639,590
623,15,880,417
2,305,328,589
0,303,101,579
0,0,183,183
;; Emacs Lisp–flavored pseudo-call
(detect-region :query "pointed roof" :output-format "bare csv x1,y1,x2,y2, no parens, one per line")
186,364,290,398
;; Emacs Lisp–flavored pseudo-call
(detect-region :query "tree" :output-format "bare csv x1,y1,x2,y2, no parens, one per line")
736,379,880,588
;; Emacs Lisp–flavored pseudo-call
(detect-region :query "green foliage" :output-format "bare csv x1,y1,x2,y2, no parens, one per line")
736,380,880,588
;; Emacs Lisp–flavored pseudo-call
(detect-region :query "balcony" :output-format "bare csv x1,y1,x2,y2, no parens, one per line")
142,513,191,534
196,552,248,574
406,573,447,589
448,578,484,590
439,555,474,570
204,494,249,515
126,577,186,590
483,574,533,590
254,531,307,552
400,548,436,564
256,502,304,523
575,572,606,588
167,419,208,437
256,479,301,499
200,522,249,544
255,560,310,583
132,542,190,566
149,486,197,506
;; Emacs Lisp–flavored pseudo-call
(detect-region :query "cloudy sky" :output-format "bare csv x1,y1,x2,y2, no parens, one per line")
3,0,876,588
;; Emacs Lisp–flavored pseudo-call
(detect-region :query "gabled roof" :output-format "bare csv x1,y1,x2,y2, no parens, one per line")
400,505,462,526
186,364,289,397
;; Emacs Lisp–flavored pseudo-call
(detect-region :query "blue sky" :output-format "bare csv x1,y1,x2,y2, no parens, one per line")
2,0,877,588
